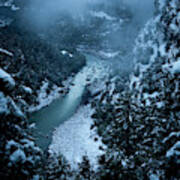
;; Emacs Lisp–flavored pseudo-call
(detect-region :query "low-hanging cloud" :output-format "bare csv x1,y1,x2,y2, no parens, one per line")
24,0,106,29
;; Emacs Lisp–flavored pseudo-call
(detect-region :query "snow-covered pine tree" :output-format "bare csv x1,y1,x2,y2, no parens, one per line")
91,0,180,179
0,92,43,179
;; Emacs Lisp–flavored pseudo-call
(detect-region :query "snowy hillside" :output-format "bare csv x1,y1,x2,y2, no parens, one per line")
1,0,180,179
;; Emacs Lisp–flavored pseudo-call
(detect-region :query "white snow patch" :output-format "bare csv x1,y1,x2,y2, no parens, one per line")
98,51,119,59
0,92,24,117
170,59,180,74
28,80,68,113
21,139,35,148
11,4,20,11
144,92,159,99
90,11,116,21
163,132,180,143
49,104,105,169
0,48,13,57
69,53,73,58
84,54,110,95
0,68,15,88
121,160,127,167
32,175,40,180
6,140,19,150
10,149,26,163
4,0,13,7
61,50,68,55
10,98,24,117
156,101,164,108
22,85,32,94
166,141,180,158
61,50,74,58
29,123,36,129
170,23,179,34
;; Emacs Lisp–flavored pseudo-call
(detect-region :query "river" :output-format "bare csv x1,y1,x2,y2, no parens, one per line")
29,54,106,150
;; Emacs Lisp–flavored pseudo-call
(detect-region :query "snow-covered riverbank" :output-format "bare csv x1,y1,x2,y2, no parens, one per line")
28,77,73,113
49,104,105,169
48,54,110,169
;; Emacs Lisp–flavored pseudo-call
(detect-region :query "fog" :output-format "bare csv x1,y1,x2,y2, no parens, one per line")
23,0,154,30
125,0,154,24
21,0,154,76
25,0,105,27
108,0,154,48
